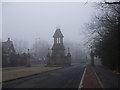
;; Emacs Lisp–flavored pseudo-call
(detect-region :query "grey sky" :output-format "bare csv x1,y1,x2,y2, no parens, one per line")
2,2,96,48
0,3,2,40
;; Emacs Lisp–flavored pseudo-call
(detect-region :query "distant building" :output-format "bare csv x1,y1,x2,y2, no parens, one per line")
47,28,71,66
2,38,16,67
2,38,16,54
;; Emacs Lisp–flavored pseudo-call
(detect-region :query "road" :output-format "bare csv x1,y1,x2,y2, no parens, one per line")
3,63,86,88
94,65,119,88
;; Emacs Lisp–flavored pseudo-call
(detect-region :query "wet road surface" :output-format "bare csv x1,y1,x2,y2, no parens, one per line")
3,63,85,88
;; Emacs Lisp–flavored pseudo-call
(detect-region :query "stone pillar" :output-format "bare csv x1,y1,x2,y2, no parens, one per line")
26,49,31,67
67,48,71,66
90,51,94,66
47,48,50,65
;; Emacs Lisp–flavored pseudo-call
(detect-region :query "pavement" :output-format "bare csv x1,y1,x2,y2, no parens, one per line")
79,64,119,89
94,65,119,88
79,65,103,88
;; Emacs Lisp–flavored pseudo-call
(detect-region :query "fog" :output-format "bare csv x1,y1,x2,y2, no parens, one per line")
0,3,2,40
2,2,96,49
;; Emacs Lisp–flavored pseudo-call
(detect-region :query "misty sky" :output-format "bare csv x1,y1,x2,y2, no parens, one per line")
2,2,96,48
0,3,2,40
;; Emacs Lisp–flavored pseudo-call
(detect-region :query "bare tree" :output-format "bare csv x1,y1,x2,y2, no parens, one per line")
84,2,119,70
14,39,28,54
31,39,50,60
64,41,87,63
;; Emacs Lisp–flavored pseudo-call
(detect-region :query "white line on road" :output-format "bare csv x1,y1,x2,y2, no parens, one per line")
78,66,87,90
93,68,104,89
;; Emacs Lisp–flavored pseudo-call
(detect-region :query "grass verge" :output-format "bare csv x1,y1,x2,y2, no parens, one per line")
2,66,62,82
0,71,2,83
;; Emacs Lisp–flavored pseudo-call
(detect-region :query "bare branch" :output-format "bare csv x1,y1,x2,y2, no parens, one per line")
105,1,120,4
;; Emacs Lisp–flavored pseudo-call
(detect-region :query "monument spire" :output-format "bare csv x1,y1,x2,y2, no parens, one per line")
47,27,71,66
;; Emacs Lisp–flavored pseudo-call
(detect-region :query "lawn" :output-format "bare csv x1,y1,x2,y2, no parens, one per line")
0,71,2,83
2,66,62,82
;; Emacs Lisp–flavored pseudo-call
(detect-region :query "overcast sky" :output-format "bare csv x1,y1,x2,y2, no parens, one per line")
2,2,97,48
0,3,2,40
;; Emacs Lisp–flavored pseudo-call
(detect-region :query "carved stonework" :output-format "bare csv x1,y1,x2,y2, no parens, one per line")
47,28,71,66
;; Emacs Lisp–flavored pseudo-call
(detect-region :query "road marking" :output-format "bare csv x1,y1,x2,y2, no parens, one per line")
93,68,104,89
78,66,87,90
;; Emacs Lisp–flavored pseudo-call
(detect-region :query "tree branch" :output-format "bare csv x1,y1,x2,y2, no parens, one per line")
105,2,120,4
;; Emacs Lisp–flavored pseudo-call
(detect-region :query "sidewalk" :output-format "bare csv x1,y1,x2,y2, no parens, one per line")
94,65,119,88
79,65,103,88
